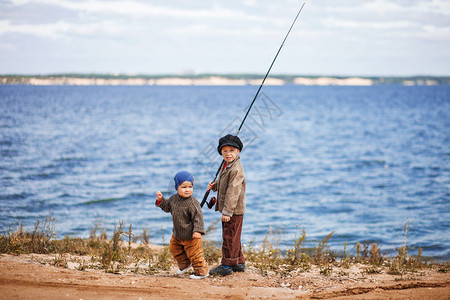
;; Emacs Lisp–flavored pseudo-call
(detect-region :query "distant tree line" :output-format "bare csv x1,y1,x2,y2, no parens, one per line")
1,74,449,85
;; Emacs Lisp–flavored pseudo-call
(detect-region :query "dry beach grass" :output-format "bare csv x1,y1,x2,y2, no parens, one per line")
0,217,448,299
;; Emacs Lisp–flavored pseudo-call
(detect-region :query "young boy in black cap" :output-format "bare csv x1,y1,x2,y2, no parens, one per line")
208,134,246,276
155,170,209,279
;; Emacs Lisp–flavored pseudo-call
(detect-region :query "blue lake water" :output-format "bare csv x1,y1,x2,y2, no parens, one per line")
1,84,449,259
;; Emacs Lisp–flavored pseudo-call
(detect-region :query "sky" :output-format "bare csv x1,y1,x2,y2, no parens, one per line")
1,0,449,76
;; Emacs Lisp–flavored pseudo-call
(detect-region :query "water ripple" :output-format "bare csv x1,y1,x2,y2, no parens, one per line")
0,85,448,259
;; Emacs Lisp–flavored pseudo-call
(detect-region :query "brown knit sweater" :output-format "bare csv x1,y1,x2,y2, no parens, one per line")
155,194,205,240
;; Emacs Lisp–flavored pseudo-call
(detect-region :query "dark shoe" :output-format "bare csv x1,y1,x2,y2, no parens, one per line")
232,263,246,272
209,265,233,276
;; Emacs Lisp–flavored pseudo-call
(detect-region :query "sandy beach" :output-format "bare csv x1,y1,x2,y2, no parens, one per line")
1,252,448,300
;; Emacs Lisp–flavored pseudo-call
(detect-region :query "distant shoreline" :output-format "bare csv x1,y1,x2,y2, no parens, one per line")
1,74,449,86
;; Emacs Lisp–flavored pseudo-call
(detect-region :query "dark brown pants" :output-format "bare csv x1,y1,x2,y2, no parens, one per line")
170,235,209,276
221,214,245,266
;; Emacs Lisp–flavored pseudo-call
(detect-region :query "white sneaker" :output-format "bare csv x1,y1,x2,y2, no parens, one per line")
189,274,209,280
177,264,192,275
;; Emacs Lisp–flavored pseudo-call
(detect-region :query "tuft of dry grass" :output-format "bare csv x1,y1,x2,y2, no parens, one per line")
0,217,57,254
202,219,222,265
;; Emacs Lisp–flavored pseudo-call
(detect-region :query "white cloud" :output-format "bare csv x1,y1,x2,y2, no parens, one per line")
0,19,127,39
2,0,272,40
10,0,266,20
1,0,449,75
311,0,450,43
0,19,66,39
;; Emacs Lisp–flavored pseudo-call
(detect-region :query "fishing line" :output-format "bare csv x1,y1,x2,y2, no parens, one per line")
201,1,307,208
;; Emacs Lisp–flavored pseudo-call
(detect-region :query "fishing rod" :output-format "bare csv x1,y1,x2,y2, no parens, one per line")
201,1,307,208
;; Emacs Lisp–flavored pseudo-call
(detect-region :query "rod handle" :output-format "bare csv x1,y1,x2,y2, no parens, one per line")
200,189,211,208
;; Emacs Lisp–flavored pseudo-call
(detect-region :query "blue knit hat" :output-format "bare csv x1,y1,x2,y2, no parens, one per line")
174,171,194,190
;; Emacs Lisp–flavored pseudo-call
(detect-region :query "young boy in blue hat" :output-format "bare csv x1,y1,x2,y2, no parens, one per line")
155,170,209,279
208,134,246,276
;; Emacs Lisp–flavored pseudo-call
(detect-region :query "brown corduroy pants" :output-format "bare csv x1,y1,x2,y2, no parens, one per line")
169,235,209,276
221,214,245,266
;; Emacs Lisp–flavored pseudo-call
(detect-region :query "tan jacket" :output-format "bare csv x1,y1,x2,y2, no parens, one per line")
213,156,246,216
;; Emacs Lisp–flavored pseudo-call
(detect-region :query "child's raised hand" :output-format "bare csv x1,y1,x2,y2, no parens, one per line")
192,232,202,239
156,191,163,201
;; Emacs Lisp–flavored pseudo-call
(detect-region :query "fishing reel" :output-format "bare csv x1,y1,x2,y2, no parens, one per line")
206,196,216,209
